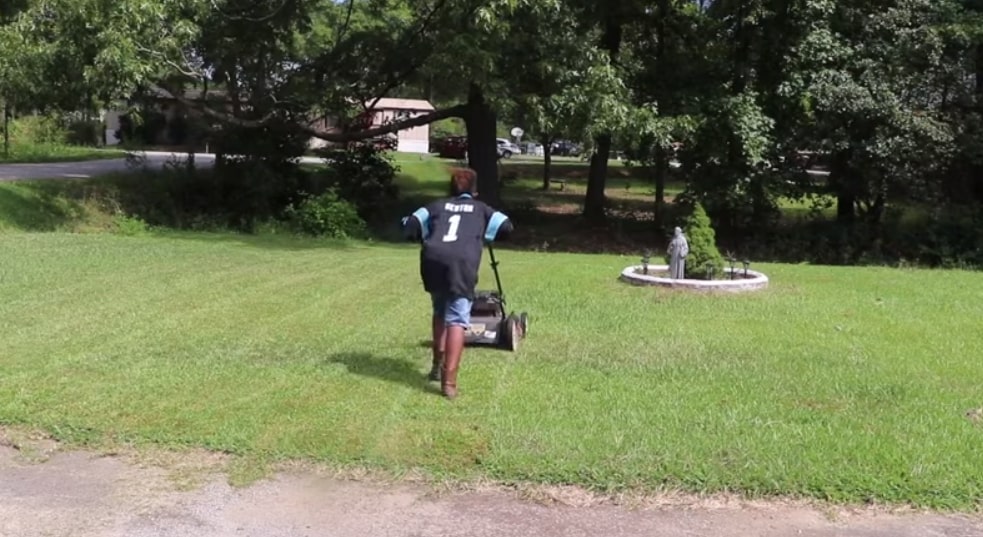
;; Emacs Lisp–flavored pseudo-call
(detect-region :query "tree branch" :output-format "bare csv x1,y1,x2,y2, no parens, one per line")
210,0,290,22
335,0,356,50
301,103,467,143
365,0,449,111
136,44,205,79
153,84,467,143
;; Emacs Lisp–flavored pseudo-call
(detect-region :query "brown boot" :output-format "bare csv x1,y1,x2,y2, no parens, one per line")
428,356,442,382
430,315,446,383
441,326,465,400
441,363,458,399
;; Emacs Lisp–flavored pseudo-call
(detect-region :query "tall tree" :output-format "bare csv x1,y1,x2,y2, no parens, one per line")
621,0,715,226
785,0,964,225
576,0,645,222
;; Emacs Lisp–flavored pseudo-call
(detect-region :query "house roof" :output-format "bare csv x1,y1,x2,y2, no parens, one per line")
366,98,435,111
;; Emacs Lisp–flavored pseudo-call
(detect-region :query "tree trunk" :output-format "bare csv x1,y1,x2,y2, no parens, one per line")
975,44,983,203
831,152,855,224
217,62,243,173
541,136,553,190
757,0,790,99
976,43,983,97
187,80,209,172
464,83,500,206
584,134,612,222
868,193,885,225
2,99,9,159
654,144,668,225
583,12,623,222
836,189,855,224
732,0,752,94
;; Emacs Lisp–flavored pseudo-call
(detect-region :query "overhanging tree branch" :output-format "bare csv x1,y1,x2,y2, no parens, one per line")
154,84,466,143
300,103,466,142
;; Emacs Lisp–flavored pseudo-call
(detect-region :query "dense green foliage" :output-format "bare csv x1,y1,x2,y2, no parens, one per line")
1,0,982,263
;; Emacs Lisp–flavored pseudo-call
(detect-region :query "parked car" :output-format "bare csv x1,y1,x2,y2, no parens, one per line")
438,136,468,159
496,138,521,159
551,140,582,157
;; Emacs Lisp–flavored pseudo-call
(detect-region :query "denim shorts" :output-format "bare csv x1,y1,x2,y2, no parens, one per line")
431,293,472,327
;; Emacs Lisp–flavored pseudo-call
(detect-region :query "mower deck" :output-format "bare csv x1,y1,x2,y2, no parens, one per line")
464,290,528,352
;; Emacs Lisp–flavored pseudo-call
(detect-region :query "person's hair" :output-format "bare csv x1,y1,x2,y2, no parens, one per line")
449,167,478,196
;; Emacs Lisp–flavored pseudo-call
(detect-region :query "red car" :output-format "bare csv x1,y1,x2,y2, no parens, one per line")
437,136,468,159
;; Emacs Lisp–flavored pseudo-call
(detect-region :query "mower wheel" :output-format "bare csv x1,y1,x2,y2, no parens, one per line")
519,312,528,337
501,315,521,352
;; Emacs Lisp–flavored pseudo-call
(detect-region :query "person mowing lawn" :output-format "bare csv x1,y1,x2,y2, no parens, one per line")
401,167,514,400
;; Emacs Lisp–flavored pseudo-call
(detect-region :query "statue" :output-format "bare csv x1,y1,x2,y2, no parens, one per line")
667,226,689,279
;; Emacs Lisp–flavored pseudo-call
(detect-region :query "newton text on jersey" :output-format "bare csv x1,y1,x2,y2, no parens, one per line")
444,202,475,213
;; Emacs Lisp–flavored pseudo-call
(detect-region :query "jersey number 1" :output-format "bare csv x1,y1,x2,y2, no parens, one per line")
442,214,461,242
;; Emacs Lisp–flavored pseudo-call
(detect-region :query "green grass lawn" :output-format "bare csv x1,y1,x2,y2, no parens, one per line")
0,143,126,164
1,231,982,509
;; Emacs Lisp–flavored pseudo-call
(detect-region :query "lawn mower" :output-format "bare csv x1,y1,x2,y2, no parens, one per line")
464,244,528,352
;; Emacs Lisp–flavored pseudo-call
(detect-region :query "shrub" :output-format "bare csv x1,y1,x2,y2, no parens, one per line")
315,140,400,222
285,190,367,239
67,120,103,146
666,201,725,279
10,115,68,145
111,213,150,236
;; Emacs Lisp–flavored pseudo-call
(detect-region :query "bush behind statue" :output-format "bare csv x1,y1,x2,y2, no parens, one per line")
667,202,725,279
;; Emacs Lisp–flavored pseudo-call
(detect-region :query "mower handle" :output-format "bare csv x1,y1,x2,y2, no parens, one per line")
486,243,507,319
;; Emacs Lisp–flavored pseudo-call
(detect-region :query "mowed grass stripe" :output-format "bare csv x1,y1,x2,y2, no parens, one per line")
0,236,372,362
0,235,446,463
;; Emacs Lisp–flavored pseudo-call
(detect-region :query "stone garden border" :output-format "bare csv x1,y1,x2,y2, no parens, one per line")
619,265,769,292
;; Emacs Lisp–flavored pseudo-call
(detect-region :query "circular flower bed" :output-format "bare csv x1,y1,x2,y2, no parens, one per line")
619,264,769,292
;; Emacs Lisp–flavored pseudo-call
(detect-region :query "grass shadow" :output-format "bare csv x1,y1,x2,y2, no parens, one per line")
324,352,441,395
0,182,81,231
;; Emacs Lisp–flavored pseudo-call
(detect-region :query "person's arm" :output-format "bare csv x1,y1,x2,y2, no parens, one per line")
483,205,514,243
401,205,433,242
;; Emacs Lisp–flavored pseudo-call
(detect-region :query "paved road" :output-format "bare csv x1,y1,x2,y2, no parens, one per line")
1,443,981,537
1,151,832,184
0,151,326,182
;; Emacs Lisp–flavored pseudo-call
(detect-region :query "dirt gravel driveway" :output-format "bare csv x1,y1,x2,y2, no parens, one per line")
1,443,981,537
